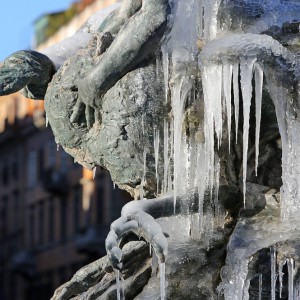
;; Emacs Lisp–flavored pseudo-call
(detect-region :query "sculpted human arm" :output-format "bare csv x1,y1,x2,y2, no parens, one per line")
0,2,123,99
70,0,169,127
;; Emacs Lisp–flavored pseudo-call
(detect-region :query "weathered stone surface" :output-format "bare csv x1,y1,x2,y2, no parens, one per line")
45,36,166,198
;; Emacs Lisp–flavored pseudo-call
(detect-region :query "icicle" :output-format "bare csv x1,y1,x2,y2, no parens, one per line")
242,279,250,300
45,114,49,127
172,75,190,213
233,63,240,143
254,63,263,176
279,259,286,298
213,155,221,226
149,244,152,256
161,45,169,103
93,167,97,180
113,182,116,190
154,126,160,193
140,150,147,200
201,63,222,195
222,61,233,152
115,269,124,300
240,56,256,207
152,251,159,276
270,246,276,300
258,273,262,300
159,261,166,300
57,143,60,151
196,143,206,234
142,113,145,136
163,119,169,194
288,258,294,300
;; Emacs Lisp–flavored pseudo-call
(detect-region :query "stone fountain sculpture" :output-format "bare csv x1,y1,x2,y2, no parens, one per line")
1,0,300,299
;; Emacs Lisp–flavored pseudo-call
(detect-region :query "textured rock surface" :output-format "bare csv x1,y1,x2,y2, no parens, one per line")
45,36,166,198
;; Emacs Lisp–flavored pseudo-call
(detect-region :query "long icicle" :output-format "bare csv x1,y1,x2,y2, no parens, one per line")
154,126,160,193
279,259,286,299
163,119,169,193
240,57,256,207
270,246,276,300
258,273,262,300
233,62,240,143
159,261,166,300
254,63,263,176
288,258,294,300
222,61,233,152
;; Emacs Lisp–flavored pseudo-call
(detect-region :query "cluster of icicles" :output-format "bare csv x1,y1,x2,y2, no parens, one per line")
115,0,299,298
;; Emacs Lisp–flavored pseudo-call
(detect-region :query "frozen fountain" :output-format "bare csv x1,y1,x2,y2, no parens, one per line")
0,0,300,298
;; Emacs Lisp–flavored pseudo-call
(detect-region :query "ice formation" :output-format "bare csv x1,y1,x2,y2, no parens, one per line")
98,0,300,298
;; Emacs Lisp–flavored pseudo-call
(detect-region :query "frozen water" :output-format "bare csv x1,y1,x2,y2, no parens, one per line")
254,63,263,176
270,247,276,300
154,127,160,193
159,261,166,300
240,56,256,207
258,274,262,300
288,258,294,300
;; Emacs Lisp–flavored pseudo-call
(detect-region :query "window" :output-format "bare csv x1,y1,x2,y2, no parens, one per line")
13,191,19,231
0,196,8,235
29,205,35,247
48,198,55,243
2,164,9,186
28,151,37,188
96,187,104,225
60,198,67,241
38,201,44,245
73,186,81,232
12,159,19,181
47,140,56,168
60,150,69,174
38,148,44,179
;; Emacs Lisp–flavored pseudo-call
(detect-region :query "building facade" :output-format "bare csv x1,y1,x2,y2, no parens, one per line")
0,1,126,299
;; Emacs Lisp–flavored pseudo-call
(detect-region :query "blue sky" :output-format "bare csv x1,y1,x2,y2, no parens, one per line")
0,0,74,61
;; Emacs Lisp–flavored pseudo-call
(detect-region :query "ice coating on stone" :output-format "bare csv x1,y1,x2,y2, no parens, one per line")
266,77,300,221
254,63,263,176
242,279,250,300
41,4,120,70
270,246,276,300
161,45,169,103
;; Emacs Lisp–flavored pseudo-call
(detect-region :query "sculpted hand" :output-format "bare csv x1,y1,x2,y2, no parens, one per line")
0,50,55,99
70,73,101,129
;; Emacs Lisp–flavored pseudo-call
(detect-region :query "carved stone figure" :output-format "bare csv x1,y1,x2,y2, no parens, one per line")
1,0,300,299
